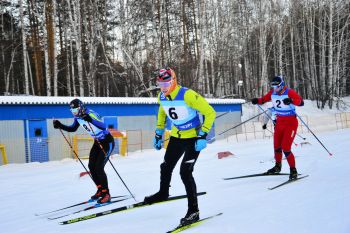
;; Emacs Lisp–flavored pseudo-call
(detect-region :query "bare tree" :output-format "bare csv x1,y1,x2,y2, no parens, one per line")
19,0,29,94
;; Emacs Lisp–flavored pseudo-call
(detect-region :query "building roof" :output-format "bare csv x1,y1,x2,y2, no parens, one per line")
0,96,246,105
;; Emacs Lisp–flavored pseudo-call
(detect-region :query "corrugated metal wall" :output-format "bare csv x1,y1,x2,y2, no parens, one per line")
118,116,157,152
0,109,243,164
0,120,26,164
47,118,90,161
214,112,242,140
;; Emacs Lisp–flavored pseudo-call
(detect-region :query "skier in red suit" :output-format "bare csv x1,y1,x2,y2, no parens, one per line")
252,75,304,180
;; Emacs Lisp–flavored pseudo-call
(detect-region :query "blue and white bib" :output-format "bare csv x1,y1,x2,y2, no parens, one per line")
76,109,109,139
271,88,296,117
159,87,200,130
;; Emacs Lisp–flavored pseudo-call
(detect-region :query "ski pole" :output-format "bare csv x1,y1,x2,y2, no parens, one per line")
257,104,274,123
296,132,306,141
58,128,93,181
216,111,230,119
162,111,233,142
257,105,306,140
207,110,267,142
87,123,137,201
295,113,333,156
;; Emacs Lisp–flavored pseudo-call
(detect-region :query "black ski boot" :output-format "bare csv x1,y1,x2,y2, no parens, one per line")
180,208,200,226
265,162,281,174
90,186,103,201
143,191,169,204
289,167,298,180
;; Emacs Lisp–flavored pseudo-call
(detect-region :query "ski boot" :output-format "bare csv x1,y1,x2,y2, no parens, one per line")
180,209,200,226
265,162,281,174
289,167,298,180
97,189,111,204
143,191,169,204
90,186,103,201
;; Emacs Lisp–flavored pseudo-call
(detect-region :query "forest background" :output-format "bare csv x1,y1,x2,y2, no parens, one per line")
1,0,349,109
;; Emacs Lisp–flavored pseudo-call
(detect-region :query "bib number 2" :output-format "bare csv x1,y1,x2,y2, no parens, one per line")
275,100,282,108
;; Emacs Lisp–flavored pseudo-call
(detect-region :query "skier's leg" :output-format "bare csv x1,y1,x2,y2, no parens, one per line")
281,118,298,179
89,142,102,199
179,138,200,224
144,137,185,204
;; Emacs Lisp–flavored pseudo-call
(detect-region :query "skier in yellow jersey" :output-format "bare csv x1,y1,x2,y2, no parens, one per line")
144,68,216,225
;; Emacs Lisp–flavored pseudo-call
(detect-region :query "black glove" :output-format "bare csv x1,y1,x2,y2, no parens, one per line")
81,114,93,122
53,120,62,129
283,98,292,105
251,98,258,105
262,124,267,130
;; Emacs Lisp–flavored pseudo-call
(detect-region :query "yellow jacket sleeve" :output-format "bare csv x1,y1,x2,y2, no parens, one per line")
184,89,216,133
156,93,167,130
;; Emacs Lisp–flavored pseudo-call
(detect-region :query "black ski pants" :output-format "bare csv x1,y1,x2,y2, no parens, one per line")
159,136,200,211
88,133,115,191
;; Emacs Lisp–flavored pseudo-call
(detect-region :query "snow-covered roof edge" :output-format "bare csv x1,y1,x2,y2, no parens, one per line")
0,96,245,105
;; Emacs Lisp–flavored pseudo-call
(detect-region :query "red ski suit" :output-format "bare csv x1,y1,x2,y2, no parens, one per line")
257,87,303,168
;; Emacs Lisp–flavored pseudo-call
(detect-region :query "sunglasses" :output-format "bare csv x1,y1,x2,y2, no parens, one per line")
271,83,282,89
157,80,172,88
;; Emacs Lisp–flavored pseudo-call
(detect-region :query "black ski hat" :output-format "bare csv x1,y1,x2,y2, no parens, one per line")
271,75,285,87
69,98,83,109
69,98,85,116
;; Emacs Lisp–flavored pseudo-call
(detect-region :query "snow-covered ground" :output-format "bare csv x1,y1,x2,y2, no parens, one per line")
1,100,350,233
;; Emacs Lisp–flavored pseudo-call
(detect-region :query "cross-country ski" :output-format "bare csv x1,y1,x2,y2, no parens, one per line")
223,172,290,180
166,213,223,233
268,175,310,190
59,192,207,225
35,195,128,216
47,196,130,220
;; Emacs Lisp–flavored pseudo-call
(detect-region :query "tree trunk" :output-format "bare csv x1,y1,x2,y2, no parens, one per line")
258,2,268,96
85,1,97,96
327,0,334,108
43,3,51,96
63,16,72,96
1,13,5,94
5,49,16,94
277,22,283,75
27,50,35,95
19,0,30,95
301,10,312,99
68,0,84,96
319,5,327,108
289,12,297,89
28,0,44,96
46,0,58,96
52,0,58,96
70,37,77,96
308,8,318,103
198,0,205,94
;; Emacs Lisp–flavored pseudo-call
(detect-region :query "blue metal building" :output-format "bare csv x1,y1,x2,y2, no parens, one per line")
0,96,244,164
